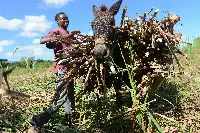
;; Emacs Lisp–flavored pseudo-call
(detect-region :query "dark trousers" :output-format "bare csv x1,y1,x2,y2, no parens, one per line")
29,69,75,127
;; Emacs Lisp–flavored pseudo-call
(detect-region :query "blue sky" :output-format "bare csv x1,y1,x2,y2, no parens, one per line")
0,0,199,61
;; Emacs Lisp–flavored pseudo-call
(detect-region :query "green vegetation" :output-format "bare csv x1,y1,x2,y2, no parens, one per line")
0,39,199,133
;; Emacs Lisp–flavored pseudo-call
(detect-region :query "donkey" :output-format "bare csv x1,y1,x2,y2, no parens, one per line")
91,0,132,108
0,67,30,100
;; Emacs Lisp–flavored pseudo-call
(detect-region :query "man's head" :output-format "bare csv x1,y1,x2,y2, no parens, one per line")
55,12,69,29
91,0,122,62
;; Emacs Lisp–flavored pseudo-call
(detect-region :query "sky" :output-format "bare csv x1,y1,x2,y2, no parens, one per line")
0,0,200,61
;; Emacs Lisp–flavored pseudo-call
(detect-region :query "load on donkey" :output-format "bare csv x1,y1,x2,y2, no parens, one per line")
51,0,186,109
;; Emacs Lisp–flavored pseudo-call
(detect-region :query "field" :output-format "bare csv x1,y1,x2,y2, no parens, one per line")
0,40,200,133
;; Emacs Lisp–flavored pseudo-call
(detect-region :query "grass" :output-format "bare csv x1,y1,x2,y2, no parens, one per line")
0,44,199,132
0,66,199,132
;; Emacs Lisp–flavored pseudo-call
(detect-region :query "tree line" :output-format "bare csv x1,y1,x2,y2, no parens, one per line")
0,57,53,70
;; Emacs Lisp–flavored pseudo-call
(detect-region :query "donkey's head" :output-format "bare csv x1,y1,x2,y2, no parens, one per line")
91,0,122,62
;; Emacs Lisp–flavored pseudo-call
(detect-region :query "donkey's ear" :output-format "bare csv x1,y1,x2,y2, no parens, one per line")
109,0,122,15
93,5,100,17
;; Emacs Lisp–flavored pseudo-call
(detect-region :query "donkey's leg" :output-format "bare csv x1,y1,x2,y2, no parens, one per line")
104,64,122,109
122,71,133,108
113,74,123,109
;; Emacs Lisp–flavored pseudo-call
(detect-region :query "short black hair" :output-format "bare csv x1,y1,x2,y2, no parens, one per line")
55,12,66,21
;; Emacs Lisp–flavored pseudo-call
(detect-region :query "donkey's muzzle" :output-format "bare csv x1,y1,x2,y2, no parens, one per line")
92,44,109,62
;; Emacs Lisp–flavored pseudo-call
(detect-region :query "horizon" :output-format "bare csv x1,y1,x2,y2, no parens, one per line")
0,0,200,62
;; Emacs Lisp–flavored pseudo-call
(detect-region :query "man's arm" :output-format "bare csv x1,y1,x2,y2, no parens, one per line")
40,36,57,44
40,30,58,44
66,30,80,38
40,30,59,49
60,30,81,45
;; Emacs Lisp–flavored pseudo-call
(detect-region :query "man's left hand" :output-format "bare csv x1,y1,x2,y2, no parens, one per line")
71,30,81,35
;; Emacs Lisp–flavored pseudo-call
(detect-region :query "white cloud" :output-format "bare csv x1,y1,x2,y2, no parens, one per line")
5,52,12,56
88,31,93,36
169,11,176,15
174,24,181,33
6,45,51,57
32,39,40,44
19,45,50,56
0,47,3,52
17,15,53,38
0,16,23,30
0,40,15,47
82,30,93,36
0,40,15,53
19,31,41,38
44,0,72,7
0,15,53,38
22,15,52,33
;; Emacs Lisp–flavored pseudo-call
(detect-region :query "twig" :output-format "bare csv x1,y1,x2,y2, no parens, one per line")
154,94,175,108
75,65,94,100
120,6,127,27
153,112,180,123
157,26,184,69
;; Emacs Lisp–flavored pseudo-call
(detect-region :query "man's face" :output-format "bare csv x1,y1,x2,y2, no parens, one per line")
56,13,69,28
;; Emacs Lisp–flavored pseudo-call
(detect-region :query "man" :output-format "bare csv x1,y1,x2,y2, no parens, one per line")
28,12,80,132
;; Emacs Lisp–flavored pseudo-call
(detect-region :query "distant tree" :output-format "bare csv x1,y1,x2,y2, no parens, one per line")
9,61,20,67
182,36,200,57
19,56,35,69
0,59,9,69
36,58,45,63
193,37,200,47
19,57,27,68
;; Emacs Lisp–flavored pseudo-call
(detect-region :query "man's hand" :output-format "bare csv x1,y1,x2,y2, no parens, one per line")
71,30,81,35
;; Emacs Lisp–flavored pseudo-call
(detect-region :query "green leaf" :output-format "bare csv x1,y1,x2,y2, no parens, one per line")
148,112,163,133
